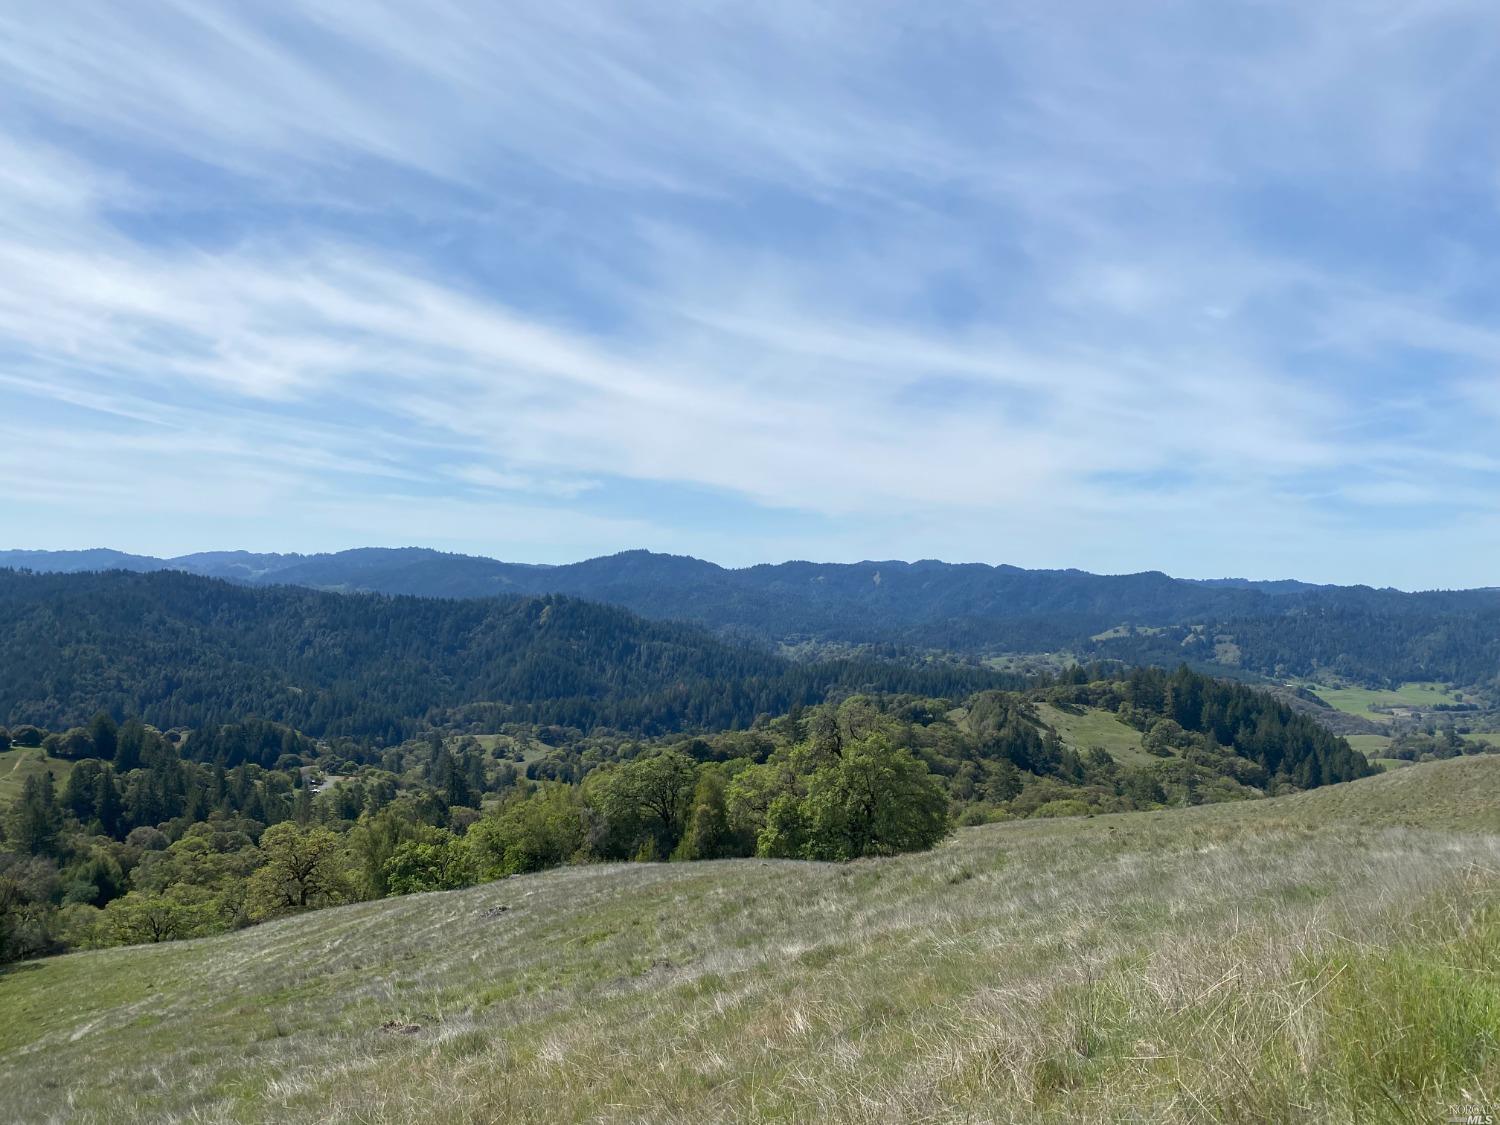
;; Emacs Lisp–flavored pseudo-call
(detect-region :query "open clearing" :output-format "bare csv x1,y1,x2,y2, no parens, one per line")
0,747,72,803
3,757,1499,1123
1033,702,1157,766
1295,680,1462,723
1344,733,1394,757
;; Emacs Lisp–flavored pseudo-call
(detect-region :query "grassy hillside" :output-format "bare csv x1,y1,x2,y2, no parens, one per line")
1344,732,1394,757
0,747,72,803
1294,679,1462,724
1033,701,1155,766
4,757,1499,1123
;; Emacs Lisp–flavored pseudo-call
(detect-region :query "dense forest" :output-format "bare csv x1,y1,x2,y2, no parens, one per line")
0,664,1379,963
0,570,1011,742
1092,611,1500,688
9,548,1500,686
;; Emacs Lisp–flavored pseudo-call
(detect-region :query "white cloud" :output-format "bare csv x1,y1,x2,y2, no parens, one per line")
2,2,1500,585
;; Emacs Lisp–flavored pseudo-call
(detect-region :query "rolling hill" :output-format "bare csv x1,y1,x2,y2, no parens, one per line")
3,755,1497,1123
0,568,1008,741
8,547,1500,684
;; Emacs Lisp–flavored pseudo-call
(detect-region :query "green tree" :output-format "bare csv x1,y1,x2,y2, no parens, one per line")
0,854,60,962
382,834,474,895
347,804,449,897
55,728,95,760
673,769,744,860
78,763,125,839
755,792,809,859
784,737,950,861
102,888,214,945
466,785,586,878
63,760,103,821
587,749,697,858
247,824,352,919
114,720,147,772
88,713,119,761
724,760,792,845
6,773,63,856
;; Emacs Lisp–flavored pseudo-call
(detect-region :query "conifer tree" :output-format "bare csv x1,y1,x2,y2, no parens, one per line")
6,773,63,857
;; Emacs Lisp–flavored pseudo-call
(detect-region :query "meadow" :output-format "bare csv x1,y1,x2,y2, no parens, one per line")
1032,702,1157,766
1344,733,1395,761
2,756,1498,1123
0,747,72,803
1297,680,1463,723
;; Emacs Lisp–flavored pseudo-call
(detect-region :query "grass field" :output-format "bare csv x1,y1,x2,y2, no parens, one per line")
1344,733,1394,757
0,747,73,803
3,757,1500,1123
1297,680,1461,723
453,734,548,764
1033,702,1157,767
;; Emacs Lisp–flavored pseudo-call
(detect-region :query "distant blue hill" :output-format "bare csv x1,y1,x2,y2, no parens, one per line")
5,546,1499,683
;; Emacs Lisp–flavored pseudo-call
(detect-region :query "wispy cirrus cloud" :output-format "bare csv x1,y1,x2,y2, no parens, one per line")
3,2,1500,584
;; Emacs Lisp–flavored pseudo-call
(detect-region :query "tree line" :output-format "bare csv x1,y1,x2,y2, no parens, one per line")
0,664,1378,963
0,569,1015,743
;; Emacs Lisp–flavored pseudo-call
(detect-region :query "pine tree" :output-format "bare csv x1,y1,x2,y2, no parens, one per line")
88,713,119,761
6,773,63,856
94,765,124,837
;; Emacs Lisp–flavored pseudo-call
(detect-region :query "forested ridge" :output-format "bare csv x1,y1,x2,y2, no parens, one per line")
1094,609,1500,687
9,547,1500,685
0,569,1010,741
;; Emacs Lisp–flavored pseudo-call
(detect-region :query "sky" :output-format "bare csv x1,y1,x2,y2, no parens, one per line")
3,2,1500,588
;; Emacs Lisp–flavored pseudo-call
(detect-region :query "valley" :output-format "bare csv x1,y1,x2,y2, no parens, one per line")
1,560,1495,1124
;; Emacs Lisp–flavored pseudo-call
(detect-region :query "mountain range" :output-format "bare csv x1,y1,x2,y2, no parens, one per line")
6,546,1500,684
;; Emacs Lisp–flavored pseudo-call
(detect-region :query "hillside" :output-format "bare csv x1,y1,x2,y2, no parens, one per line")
0,569,1007,741
9,547,1500,683
3,756,1497,1123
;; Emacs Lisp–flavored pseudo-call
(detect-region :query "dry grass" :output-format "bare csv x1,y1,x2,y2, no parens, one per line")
4,757,1500,1123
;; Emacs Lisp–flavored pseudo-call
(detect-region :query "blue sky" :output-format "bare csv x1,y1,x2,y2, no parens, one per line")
3,2,1500,587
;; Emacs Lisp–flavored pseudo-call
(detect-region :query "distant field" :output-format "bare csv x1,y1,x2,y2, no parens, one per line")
7,757,1499,1122
1033,702,1157,766
1088,624,1167,642
981,652,1074,676
0,747,72,802
454,734,545,764
1344,733,1393,757
1296,680,1460,723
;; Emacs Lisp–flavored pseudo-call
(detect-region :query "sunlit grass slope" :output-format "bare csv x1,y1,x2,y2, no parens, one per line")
1033,702,1155,766
0,747,72,803
4,758,1500,1123
1296,679,1461,723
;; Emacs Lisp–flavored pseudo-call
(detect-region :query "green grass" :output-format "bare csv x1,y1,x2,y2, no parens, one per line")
0,747,73,803
453,734,546,764
1345,733,1394,757
1296,680,1461,723
4,757,1500,1122
1088,624,1167,642
980,652,1076,677
1034,702,1158,766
